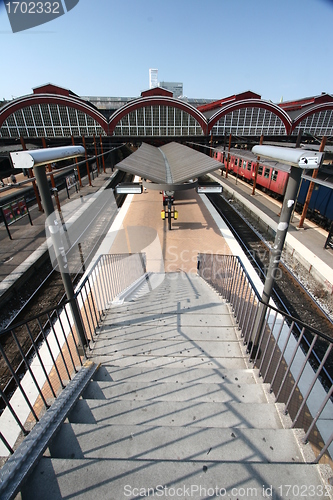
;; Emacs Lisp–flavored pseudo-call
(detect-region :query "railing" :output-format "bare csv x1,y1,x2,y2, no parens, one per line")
0,253,146,457
198,253,333,464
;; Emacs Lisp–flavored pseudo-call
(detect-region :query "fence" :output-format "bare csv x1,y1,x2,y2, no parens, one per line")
0,253,146,456
197,252,333,463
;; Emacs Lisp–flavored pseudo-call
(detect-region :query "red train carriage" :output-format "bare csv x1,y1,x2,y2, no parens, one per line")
213,150,288,196
211,148,333,225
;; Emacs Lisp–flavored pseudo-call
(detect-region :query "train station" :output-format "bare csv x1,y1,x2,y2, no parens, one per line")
0,84,333,498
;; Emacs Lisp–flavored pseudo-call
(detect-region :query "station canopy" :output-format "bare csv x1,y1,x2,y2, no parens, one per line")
115,142,220,188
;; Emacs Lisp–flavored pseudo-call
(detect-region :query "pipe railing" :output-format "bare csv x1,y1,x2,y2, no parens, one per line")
0,252,146,456
197,253,333,464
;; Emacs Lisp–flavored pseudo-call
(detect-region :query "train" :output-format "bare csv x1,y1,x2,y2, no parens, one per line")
212,149,333,226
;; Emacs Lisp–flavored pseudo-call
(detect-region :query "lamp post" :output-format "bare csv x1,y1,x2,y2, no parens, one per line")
10,146,87,351
249,145,324,354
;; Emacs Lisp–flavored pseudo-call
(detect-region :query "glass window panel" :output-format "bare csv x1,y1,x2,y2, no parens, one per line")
45,127,53,137
271,170,278,181
41,106,52,126
264,167,270,178
50,106,61,126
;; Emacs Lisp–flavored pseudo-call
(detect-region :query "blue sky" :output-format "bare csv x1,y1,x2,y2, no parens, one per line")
0,0,332,103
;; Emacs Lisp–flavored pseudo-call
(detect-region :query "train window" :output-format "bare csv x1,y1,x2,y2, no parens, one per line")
258,166,263,176
235,158,238,166
239,159,242,168
264,167,270,178
247,162,252,171
271,170,278,182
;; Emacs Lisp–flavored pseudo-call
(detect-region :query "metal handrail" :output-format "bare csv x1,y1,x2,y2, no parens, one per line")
198,252,333,464
0,252,146,456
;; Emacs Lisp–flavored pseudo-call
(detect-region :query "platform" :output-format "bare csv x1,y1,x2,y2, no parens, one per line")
108,186,231,274
0,166,332,326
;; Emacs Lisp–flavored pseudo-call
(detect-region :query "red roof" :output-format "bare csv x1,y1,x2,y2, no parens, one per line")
279,93,333,111
141,87,173,98
197,91,261,113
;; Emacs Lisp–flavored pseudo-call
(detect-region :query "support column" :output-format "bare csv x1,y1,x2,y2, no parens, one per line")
225,134,232,178
252,135,264,195
33,166,87,351
71,136,82,187
20,137,43,212
250,165,303,353
42,137,61,212
82,136,92,186
93,134,100,173
100,135,106,173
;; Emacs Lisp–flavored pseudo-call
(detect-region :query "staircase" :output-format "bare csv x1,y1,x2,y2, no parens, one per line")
19,272,329,499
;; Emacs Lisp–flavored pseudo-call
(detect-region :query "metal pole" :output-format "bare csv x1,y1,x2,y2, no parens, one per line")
252,134,264,195
20,136,43,212
71,136,82,187
82,135,92,186
225,134,232,178
42,137,61,212
250,165,303,352
33,165,87,352
93,134,100,173
100,135,106,173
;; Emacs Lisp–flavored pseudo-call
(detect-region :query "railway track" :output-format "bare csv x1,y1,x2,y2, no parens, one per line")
206,190,333,386
0,170,132,400
206,192,333,335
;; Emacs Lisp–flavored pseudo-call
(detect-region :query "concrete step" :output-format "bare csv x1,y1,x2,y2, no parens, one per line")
20,458,327,500
47,423,306,463
104,311,235,328
98,324,238,342
91,354,249,369
93,365,259,384
68,399,283,429
82,380,269,404
91,337,244,359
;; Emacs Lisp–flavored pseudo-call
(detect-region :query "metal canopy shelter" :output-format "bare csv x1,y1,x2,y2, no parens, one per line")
115,142,220,189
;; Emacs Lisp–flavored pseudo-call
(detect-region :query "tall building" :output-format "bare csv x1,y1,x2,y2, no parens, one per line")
159,81,183,98
149,69,158,89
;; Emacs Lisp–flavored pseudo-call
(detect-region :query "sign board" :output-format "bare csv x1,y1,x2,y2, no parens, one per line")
0,197,32,239
197,184,223,194
115,183,143,195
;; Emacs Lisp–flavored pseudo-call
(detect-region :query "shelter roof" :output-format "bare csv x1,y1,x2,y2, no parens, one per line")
197,91,261,115
278,93,333,112
32,83,79,98
115,142,220,185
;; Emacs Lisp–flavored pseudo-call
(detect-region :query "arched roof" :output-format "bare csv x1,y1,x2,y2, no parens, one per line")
109,96,208,135
291,102,333,133
207,99,292,135
0,93,108,133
